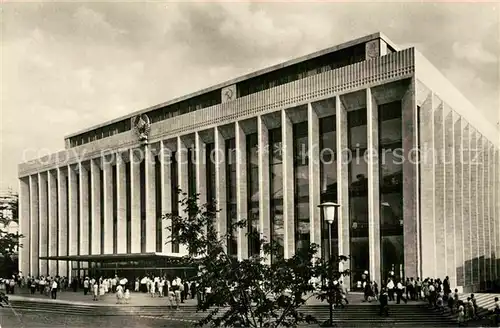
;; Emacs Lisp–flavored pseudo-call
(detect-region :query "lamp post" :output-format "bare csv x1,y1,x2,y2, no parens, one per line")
318,201,340,326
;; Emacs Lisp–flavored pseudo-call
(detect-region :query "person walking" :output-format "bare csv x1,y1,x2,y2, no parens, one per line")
83,277,90,295
396,280,407,304
387,278,395,301
379,288,389,317
93,282,99,301
50,279,58,299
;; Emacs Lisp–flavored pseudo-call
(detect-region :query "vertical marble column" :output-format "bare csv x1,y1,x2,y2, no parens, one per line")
453,116,465,287
116,154,127,253
145,145,157,252
433,100,446,279
177,137,189,255
495,148,499,276
402,79,419,279
38,172,48,276
462,125,472,287
483,140,490,283
57,168,68,277
68,165,78,280
470,129,478,287
477,136,485,285
160,142,172,254
214,128,227,243
103,158,114,254
91,159,101,255
336,96,350,288
48,170,58,276
235,123,248,260
29,175,39,276
366,88,381,284
79,163,90,257
420,93,437,279
496,149,500,276
19,177,30,276
490,145,497,280
308,104,321,255
444,107,456,286
282,109,295,259
130,150,141,253
258,116,271,260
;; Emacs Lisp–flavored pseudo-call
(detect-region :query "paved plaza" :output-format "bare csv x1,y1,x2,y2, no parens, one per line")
7,288,372,307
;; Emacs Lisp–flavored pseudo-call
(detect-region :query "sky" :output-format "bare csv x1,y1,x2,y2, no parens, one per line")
1,1,499,192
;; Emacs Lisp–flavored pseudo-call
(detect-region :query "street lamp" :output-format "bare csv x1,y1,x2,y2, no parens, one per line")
318,202,340,260
318,202,340,326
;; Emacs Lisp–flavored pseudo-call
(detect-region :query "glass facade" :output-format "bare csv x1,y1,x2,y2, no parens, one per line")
187,148,196,197
319,114,338,261
66,176,70,256
140,159,146,253
76,171,80,255
269,128,284,261
378,101,404,281
205,142,217,244
125,162,131,253
170,151,179,253
238,44,365,97
112,165,117,254
205,143,216,209
247,133,260,257
226,138,238,258
155,155,162,252
55,175,59,255
293,122,310,251
100,169,104,254
348,107,369,286
88,170,92,255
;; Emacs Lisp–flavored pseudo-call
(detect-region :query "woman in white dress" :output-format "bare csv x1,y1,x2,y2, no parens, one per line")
158,279,164,298
150,280,156,297
99,283,105,298
116,284,124,304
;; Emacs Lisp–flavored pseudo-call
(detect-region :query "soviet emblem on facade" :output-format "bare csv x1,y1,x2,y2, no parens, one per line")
132,113,151,144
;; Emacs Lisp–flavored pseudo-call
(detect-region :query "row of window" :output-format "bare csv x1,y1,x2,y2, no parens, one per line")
37,100,403,277
69,43,377,148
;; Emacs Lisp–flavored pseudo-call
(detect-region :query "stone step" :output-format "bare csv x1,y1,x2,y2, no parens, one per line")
7,301,455,324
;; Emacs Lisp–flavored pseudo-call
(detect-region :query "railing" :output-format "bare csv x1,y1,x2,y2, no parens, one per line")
18,48,415,177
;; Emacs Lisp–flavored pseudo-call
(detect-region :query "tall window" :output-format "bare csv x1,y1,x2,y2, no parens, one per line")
187,148,197,197
293,122,310,251
113,167,119,254
155,155,162,252
171,151,179,253
348,107,369,286
378,101,404,281
205,143,216,210
66,176,70,257
140,159,146,253
269,128,284,261
55,175,59,258
100,169,104,254
247,133,260,257
76,172,81,256
125,162,131,253
88,170,92,255
226,139,237,258
319,114,338,260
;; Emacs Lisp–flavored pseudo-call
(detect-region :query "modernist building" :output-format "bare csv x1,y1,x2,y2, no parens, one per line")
18,32,499,292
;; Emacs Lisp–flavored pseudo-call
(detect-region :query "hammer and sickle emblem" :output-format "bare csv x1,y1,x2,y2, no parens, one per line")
224,88,234,101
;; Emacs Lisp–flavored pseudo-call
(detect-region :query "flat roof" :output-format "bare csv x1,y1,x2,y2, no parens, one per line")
38,252,185,262
65,32,397,139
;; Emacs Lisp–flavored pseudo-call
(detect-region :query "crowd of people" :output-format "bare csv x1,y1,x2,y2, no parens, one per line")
0,272,201,310
4,271,500,325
